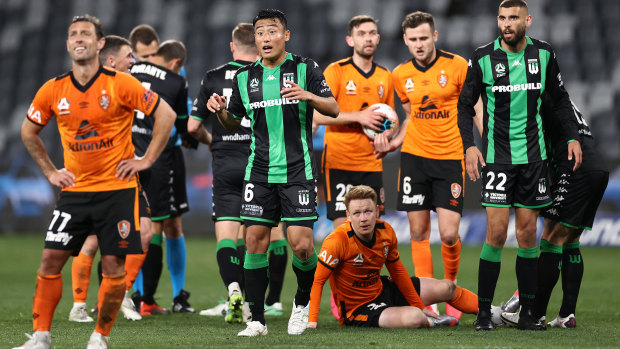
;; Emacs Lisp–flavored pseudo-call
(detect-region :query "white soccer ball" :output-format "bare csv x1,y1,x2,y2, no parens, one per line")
362,103,399,140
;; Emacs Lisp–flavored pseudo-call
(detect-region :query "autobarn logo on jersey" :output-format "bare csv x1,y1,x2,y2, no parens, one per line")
117,220,130,239
528,59,539,74
451,183,462,198
437,70,448,87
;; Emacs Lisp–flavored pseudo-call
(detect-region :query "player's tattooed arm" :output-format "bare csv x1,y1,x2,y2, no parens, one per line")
21,118,75,188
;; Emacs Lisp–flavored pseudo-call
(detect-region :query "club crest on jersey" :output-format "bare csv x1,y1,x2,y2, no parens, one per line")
99,94,110,110
405,78,414,92
528,59,539,74
377,83,385,98
345,80,357,95
538,178,547,194
298,189,310,206
437,70,448,87
283,73,295,88
117,220,130,239
451,183,462,199
57,98,70,116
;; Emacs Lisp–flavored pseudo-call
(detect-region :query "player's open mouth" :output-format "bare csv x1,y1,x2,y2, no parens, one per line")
75,46,86,53
262,45,273,53
503,31,514,39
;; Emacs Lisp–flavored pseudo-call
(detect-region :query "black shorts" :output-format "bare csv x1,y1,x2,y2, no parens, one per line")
345,276,421,327
44,188,143,256
139,146,189,221
397,153,464,213
211,150,247,222
240,180,317,227
540,168,609,230
480,161,551,208
323,168,384,220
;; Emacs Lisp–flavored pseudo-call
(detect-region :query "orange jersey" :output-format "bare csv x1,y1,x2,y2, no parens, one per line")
322,58,394,172
309,219,424,324
393,50,468,160
27,66,160,192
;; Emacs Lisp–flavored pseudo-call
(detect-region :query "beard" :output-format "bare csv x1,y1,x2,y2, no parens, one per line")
500,25,526,47
355,46,376,60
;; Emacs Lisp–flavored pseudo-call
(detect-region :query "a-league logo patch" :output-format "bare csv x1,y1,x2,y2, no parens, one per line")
117,220,130,239
451,183,462,199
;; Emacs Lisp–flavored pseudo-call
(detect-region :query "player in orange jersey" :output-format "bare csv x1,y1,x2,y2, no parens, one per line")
15,15,176,349
314,15,394,228
307,185,483,330
374,12,482,319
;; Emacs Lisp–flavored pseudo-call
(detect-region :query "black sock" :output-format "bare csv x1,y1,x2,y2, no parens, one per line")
534,240,562,319
478,243,502,314
516,247,538,314
97,259,103,286
216,239,241,289
244,253,269,325
560,242,583,317
142,243,163,304
292,253,317,307
266,240,287,305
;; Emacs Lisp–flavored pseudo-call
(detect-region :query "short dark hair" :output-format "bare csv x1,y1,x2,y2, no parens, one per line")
129,24,160,50
71,14,104,39
99,35,131,65
347,15,377,36
253,9,287,30
156,40,186,67
499,0,529,11
344,185,378,209
232,23,256,48
401,11,435,33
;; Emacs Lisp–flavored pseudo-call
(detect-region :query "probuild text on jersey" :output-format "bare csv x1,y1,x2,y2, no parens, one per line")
491,82,542,93
249,97,299,110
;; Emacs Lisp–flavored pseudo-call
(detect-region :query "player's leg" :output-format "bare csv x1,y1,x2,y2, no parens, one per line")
417,277,478,315
266,222,287,316
286,223,316,335
70,234,98,322
378,306,430,328
214,220,245,322
532,219,565,321
140,221,167,315
164,215,194,313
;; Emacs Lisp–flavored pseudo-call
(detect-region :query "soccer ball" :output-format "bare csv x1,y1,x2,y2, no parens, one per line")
362,103,399,140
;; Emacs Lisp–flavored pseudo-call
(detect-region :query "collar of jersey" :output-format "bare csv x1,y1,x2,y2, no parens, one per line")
70,64,106,93
256,52,293,70
494,35,533,55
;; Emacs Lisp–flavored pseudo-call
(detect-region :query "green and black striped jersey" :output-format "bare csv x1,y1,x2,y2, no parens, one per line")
227,53,334,183
458,36,578,165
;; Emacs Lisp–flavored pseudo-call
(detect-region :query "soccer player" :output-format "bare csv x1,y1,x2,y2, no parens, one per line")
500,96,609,328
457,0,582,331
15,14,175,349
129,24,159,62
207,9,339,337
308,185,480,329
189,23,288,323
131,39,195,315
374,11,481,319
313,15,392,228
69,35,150,323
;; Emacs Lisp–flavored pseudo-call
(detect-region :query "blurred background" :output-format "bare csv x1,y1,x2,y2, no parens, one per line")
0,0,618,246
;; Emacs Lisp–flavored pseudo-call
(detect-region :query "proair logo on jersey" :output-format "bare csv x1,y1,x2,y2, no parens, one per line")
420,96,438,111
528,59,539,74
437,70,448,87
75,120,100,140
413,96,449,120
57,98,70,116
117,220,130,239
70,121,114,152
345,80,357,95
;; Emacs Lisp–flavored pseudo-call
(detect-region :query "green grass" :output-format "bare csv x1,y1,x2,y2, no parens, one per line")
1,235,619,348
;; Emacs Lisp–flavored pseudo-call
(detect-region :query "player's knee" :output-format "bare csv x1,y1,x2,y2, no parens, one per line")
290,240,313,259
440,233,459,246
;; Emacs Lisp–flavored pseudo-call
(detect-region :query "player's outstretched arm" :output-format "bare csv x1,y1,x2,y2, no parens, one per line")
281,81,339,117
117,99,176,181
21,119,75,188
314,105,383,130
187,116,213,145
207,93,241,132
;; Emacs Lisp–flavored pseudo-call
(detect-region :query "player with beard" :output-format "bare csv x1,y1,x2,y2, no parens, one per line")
457,0,582,331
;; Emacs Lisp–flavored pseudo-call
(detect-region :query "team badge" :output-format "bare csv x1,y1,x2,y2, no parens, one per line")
298,189,310,206
451,183,462,199
345,80,357,95
283,72,295,88
117,220,130,239
405,78,414,92
57,97,70,115
538,178,547,194
377,84,385,98
528,59,539,74
99,94,110,110
437,70,448,87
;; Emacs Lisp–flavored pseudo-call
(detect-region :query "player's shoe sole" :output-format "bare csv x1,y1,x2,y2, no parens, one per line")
225,293,244,324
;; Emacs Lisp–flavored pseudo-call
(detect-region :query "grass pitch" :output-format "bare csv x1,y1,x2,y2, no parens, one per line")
1,235,619,348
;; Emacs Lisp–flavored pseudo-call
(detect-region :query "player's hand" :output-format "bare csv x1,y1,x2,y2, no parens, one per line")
207,93,227,114
372,133,393,159
423,307,440,319
568,140,582,172
281,80,313,101
358,105,384,131
47,168,75,188
307,321,317,328
116,156,151,181
465,146,485,181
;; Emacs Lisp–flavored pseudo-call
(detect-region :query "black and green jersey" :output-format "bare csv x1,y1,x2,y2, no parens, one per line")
227,53,333,183
458,36,578,164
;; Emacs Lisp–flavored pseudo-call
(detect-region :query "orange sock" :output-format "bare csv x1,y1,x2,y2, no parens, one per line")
124,251,147,290
72,253,94,303
441,239,461,281
447,285,478,314
411,239,433,278
96,272,126,336
33,272,62,331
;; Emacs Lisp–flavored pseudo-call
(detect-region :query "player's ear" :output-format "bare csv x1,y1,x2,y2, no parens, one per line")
433,30,438,43
525,14,532,27
345,35,354,48
284,29,290,42
97,36,105,51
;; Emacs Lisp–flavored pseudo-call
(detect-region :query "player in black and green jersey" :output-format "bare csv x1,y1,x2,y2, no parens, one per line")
457,0,582,331
207,9,339,337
